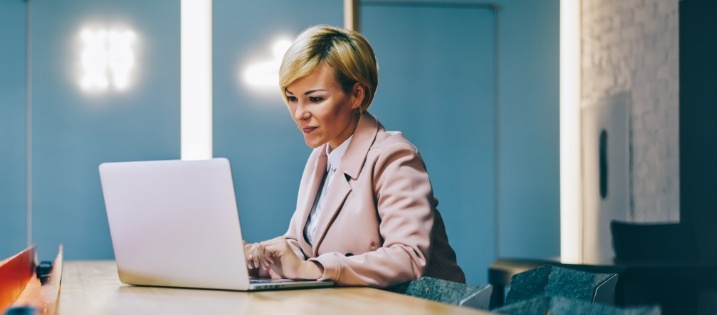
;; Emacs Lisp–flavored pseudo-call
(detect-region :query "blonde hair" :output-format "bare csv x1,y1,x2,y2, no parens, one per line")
279,25,378,112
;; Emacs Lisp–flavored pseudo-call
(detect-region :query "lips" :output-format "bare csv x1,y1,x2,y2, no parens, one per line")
302,126,317,134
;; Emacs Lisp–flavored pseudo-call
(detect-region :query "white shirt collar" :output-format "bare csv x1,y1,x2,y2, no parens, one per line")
326,135,352,172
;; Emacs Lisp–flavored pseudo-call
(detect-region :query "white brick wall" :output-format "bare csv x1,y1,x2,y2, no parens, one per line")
581,0,679,222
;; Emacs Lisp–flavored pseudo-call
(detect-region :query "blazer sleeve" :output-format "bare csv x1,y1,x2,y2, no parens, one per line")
311,141,435,287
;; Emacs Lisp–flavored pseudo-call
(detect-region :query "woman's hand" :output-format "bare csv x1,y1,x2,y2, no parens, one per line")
243,241,273,278
245,237,323,280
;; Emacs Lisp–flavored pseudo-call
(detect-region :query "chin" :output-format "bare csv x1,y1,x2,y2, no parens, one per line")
304,139,324,149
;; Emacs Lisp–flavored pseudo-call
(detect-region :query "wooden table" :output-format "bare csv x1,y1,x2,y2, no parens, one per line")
58,261,492,315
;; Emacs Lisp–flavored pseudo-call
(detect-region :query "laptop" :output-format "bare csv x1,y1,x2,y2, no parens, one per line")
99,158,334,291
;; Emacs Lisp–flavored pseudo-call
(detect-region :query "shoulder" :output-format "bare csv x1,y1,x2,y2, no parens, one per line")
348,112,423,168
371,129,420,156
367,128,426,173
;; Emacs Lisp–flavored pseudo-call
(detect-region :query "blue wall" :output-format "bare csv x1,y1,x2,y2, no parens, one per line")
360,2,496,285
0,0,559,285
213,1,343,242
0,1,27,258
493,0,560,259
29,0,181,260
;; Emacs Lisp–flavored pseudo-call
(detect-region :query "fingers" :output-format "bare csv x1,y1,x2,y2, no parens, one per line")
247,242,262,270
245,242,257,269
254,243,265,270
268,268,281,279
256,242,276,268
246,242,276,271
265,242,308,279
246,238,303,278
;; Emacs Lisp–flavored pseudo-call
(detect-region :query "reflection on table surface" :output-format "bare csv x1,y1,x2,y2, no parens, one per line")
58,260,491,315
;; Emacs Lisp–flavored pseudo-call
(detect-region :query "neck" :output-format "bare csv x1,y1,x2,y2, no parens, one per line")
329,111,361,150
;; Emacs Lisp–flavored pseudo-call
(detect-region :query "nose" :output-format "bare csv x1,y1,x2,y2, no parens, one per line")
293,102,310,121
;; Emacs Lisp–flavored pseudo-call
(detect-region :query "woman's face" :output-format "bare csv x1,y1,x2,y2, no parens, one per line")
285,64,362,149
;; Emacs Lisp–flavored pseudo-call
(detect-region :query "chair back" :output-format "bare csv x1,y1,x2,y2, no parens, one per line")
495,296,661,315
389,277,493,310
505,265,619,305
610,220,699,264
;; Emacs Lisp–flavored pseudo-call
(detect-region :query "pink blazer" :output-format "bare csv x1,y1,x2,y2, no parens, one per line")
284,112,465,287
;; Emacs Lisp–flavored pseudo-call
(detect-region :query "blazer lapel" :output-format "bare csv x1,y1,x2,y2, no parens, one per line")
298,150,327,256
310,169,352,255
342,112,380,180
310,113,381,255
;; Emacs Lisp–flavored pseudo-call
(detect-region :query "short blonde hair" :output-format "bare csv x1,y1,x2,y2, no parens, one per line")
279,25,379,112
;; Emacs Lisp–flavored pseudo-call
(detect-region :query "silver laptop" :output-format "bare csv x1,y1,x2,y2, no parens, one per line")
99,158,333,291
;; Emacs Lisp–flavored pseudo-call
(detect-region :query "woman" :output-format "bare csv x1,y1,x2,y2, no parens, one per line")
245,24,465,288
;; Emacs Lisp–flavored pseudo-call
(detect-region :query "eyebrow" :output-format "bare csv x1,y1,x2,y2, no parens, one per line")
285,89,328,96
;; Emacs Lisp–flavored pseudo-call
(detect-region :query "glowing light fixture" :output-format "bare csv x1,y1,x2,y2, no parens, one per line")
242,38,292,89
181,0,212,160
560,0,583,263
79,28,136,92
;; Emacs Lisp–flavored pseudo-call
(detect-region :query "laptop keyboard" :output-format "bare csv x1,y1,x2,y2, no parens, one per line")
250,278,297,284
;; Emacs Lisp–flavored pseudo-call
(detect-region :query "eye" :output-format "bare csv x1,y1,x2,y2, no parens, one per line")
286,96,298,103
309,96,323,103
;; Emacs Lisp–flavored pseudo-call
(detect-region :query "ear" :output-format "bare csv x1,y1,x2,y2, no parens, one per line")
351,82,365,110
